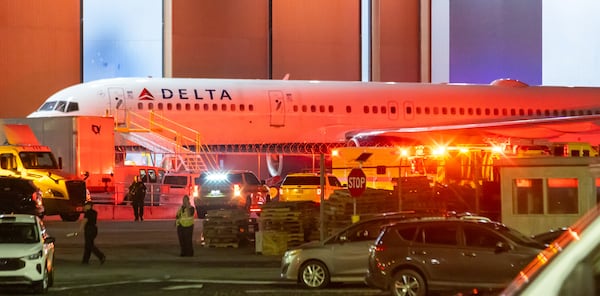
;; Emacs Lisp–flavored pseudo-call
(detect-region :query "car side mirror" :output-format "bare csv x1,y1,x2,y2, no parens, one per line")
495,241,510,253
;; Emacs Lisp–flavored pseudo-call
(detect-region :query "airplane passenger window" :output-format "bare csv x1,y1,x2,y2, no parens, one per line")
66,102,79,112
328,106,334,112
248,104,254,111
346,106,352,113
450,107,456,115
311,105,316,112
390,106,396,114
364,106,369,114
185,104,191,111
544,110,550,116
424,107,430,114
148,103,154,110
442,107,447,115
167,103,172,111
302,105,307,112
293,105,298,112
527,109,533,116
230,104,236,111
204,103,209,111
510,109,516,116
212,104,217,111
319,105,324,112
432,107,437,115
240,104,245,111
194,104,199,111
405,106,412,114
416,107,421,114
519,109,524,116
493,109,499,116
158,103,163,110
459,108,465,115
468,108,473,115
536,109,541,116
372,106,378,114
561,110,567,116
137,102,143,110
578,110,584,116
221,104,227,111
476,108,481,115
381,106,387,114
502,109,508,116
176,103,181,111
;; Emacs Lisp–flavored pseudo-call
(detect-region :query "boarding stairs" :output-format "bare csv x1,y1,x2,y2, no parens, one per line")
114,110,219,173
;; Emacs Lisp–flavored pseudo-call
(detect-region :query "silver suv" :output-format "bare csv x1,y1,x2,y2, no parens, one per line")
365,217,545,296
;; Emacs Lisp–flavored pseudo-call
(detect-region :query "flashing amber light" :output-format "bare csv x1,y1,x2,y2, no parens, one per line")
491,145,504,153
432,146,447,156
398,148,409,157
331,149,339,157
458,147,469,154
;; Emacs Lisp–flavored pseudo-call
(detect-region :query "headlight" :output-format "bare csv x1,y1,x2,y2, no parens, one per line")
24,250,43,260
283,249,302,263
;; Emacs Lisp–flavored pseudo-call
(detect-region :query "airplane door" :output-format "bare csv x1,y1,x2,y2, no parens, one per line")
269,91,285,127
108,88,126,125
403,101,414,121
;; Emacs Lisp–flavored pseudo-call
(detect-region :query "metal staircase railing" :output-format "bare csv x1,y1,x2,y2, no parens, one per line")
114,110,220,172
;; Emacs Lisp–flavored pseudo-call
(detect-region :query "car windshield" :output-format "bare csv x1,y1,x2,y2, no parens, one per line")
18,152,59,169
494,224,546,249
283,176,321,186
163,175,188,186
0,223,39,243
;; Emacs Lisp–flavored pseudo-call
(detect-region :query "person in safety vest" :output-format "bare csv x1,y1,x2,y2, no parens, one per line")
175,195,195,256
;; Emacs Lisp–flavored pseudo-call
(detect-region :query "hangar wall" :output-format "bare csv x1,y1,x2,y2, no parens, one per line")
0,0,80,118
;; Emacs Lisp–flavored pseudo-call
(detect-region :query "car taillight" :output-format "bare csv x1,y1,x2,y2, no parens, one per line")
192,185,200,198
279,188,283,195
233,184,241,197
32,191,43,206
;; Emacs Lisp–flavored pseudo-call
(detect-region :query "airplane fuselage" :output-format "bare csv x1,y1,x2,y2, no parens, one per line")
28,77,600,145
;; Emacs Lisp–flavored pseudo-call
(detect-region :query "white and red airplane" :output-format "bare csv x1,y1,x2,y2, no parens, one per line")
27,77,600,147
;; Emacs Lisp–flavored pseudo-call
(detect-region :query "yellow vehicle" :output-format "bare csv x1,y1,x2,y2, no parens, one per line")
0,124,87,221
278,172,343,203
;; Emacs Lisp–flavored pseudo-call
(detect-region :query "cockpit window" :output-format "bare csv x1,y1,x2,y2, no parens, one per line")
55,101,67,112
37,101,76,113
39,101,57,111
66,102,79,112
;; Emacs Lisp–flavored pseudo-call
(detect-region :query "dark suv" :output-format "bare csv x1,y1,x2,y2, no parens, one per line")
193,170,270,218
0,177,44,217
365,217,545,296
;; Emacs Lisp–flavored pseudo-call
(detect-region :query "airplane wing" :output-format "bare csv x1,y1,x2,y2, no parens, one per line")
346,115,600,143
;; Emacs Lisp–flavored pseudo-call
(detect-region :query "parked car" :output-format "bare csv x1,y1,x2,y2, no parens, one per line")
159,172,198,205
193,170,270,218
0,176,44,217
0,214,55,293
500,204,600,296
365,216,545,296
281,211,433,289
278,172,343,203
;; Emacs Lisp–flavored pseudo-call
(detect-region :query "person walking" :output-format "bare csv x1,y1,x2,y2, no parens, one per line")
128,175,147,221
176,195,195,257
78,201,106,264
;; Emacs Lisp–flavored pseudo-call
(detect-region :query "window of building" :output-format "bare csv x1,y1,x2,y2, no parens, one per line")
513,178,544,214
547,178,578,214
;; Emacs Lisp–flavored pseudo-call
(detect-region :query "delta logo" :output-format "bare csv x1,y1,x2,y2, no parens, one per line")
138,88,155,100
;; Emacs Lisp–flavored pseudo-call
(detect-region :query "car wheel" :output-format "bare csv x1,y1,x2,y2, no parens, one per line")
390,269,426,296
299,260,330,289
32,264,49,294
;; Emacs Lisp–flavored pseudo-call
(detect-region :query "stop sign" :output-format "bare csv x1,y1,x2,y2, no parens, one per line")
347,168,367,197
